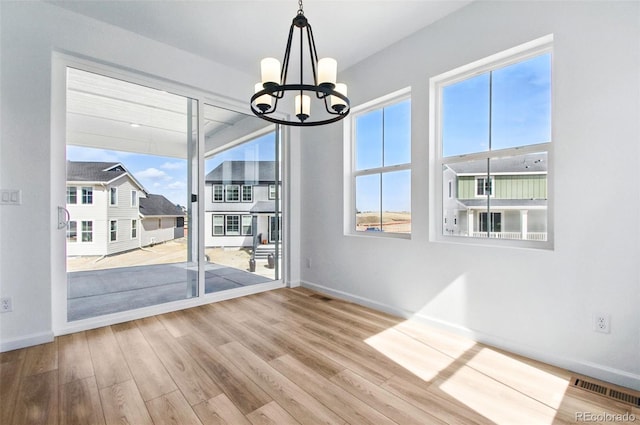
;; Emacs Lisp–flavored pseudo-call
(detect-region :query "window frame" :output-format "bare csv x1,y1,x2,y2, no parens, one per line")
225,214,240,235
131,190,137,207
109,187,118,206
109,220,118,242
81,220,93,243
131,219,137,239
213,184,224,202
430,34,554,249
241,215,253,236
242,185,253,202
212,214,224,235
81,186,93,205
67,186,77,205
344,87,412,239
225,184,240,202
66,220,78,243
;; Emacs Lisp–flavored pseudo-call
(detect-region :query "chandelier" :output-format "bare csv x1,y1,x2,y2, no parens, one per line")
250,0,350,126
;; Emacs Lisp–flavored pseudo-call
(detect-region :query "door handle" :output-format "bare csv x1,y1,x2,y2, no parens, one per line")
57,206,70,229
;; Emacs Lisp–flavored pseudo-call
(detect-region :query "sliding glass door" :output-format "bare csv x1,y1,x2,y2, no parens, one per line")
65,68,199,321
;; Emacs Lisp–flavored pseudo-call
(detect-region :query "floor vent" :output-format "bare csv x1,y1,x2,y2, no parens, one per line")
572,377,640,407
309,294,333,302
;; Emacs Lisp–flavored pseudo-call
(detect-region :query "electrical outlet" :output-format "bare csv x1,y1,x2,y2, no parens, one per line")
0,297,13,313
593,313,610,333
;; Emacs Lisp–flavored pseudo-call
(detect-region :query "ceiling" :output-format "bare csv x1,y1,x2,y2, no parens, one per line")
48,0,472,74
57,0,472,159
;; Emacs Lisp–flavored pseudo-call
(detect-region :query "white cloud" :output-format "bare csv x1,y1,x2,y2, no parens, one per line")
160,161,184,170
167,181,186,190
136,167,172,181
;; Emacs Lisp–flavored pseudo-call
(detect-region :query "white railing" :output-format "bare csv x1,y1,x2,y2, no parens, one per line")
471,232,547,241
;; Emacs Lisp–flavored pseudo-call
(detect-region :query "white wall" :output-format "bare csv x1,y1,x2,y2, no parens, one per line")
300,1,640,390
0,2,259,349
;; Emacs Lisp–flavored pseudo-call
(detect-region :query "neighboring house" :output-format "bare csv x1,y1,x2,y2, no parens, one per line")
204,160,281,248
66,161,184,256
443,152,548,241
139,194,185,246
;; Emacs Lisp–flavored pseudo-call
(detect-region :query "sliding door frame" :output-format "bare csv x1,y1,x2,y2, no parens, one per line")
51,52,288,336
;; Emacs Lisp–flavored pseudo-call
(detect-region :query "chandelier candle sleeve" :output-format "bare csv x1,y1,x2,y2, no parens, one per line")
295,94,310,119
254,83,272,110
318,58,337,87
331,83,348,110
261,58,281,86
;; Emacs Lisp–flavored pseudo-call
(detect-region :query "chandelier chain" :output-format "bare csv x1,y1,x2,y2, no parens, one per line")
298,0,304,15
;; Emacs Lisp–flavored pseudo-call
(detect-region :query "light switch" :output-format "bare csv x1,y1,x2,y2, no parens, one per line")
0,190,22,205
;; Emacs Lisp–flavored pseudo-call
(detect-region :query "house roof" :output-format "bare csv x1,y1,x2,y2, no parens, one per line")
66,161,146,191
250,201,276,214
139,194,184,217
447,152,547,175
67,161,125,182
205,161,278,184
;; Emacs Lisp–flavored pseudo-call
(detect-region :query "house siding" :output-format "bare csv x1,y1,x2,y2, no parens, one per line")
140,217,179,246
458,174,547,199
66,184,108,256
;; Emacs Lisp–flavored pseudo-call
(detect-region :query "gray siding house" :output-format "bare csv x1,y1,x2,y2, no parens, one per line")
204,160,280,248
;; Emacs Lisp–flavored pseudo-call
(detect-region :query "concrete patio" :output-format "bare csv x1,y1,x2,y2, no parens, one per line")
67,262,272,321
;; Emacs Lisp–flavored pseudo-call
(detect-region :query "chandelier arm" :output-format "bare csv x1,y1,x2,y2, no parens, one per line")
279,22,296,89
305,24,320,88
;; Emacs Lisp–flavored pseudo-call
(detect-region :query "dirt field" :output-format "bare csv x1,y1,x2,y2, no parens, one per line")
67,240,277,279
356,212,411,233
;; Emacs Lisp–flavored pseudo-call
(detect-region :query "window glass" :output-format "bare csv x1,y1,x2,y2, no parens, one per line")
81,187,93,204
226,185,240,202
351,94,411,236
110,220,117,242
67,221,77,242
226,215,240,235
442,73,490,157
81,220,93,242
67,187,77,204
213,215,224,235
355,174,381,232
355,109,383,170
241,215,253,235
213,185,223,202
437,46,551,245
110,187,117,205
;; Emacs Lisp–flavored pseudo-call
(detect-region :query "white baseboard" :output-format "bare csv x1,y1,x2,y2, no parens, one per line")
0,331,54,352
301,280,640,391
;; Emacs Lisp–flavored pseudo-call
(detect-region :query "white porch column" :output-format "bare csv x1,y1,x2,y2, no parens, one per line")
520,210,528,240
468,209,474,236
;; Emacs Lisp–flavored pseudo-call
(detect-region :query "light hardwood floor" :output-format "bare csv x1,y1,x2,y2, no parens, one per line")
1,287,638,424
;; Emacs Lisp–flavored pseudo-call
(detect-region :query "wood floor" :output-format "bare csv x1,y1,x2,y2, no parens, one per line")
1,287,638,425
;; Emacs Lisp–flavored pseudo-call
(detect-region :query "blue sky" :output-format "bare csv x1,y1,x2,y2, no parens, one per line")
67,132,275,207
442,52,551,157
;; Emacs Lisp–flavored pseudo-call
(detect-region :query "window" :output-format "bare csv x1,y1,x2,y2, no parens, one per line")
212,215,224,235
213,185,224,202
347,89,411,236
131,190,137,207
269,184,277,200
66,221,77,242
131,219,137,239
475,177,493,197
110,220,117,242
67,187,77,204
81,220,93,242
433,35,552,246
241,215,253,236
110,187,117,205
242,185,253,202
226,185,240,202
226,215,240,235
81,187,93,204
